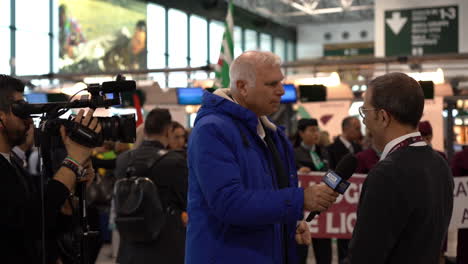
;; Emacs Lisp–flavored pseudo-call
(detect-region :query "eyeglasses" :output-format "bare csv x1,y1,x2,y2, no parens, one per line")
358,106,378,119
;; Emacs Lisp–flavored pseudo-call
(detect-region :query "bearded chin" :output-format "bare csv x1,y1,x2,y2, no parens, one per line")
7,130,26,147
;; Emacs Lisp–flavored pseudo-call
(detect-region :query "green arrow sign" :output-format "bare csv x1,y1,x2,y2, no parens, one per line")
385,5,458,56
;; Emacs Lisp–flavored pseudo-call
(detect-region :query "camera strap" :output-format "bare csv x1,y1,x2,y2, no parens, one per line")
64,120,104,148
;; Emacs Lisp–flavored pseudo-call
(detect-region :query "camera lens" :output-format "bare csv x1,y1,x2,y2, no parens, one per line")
98,114,136,143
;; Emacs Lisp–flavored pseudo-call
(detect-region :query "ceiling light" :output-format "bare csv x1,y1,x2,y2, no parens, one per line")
341,0,353,9
294,72,341,87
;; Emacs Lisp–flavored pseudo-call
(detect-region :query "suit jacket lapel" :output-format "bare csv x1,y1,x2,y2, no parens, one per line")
1,154,32,199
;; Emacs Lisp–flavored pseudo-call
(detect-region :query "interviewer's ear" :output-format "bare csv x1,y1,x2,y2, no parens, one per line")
380,109,391,128
237,80,248,97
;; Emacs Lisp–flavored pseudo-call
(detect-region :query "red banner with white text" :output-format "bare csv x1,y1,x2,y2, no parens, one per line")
298,172,366,239
299,173,468,238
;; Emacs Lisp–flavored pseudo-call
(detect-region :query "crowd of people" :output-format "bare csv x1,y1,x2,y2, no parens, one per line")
1,50,467,264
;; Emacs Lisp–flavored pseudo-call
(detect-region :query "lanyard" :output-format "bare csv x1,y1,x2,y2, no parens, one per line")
301,142,324,170
388,136,424,156
309,150,324,170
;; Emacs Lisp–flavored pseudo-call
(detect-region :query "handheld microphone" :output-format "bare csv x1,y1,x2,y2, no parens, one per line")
305,153,358,222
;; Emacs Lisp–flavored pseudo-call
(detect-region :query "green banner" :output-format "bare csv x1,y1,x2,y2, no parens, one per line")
385,5,458,56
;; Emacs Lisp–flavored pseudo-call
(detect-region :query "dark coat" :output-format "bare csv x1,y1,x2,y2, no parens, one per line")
346,146,454,264
327,137,362,170
0,155,70,264
294,144,328,172
115,140,188,264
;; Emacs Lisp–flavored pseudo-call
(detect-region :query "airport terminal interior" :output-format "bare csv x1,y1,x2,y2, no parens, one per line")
1,0,467,263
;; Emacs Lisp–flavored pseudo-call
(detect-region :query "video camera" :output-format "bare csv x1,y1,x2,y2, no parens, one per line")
12,74,136,148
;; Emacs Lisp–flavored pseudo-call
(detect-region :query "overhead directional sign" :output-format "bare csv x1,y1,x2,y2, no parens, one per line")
386,12,407,35
385,5,458,56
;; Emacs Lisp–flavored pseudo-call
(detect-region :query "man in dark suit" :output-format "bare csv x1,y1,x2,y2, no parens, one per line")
115,108,188,264
326,116,362,263
0,74,101,263
345,72,453,263
327,116,363,170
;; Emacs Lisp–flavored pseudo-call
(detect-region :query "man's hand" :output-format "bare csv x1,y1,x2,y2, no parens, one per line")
303,183,339,212
295,221,311,245
60,109,102,165
298,167,311,174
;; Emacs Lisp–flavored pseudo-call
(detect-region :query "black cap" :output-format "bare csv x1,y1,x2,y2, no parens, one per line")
298,118,318,130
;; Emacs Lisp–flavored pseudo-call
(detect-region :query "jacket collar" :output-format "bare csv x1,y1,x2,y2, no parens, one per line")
300,142,317,152
141,140,165,149
197,89,278,135
380,131,426,161
339,136,353,152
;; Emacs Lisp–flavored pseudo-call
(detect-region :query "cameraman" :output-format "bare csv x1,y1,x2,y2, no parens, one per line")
0,75,101,264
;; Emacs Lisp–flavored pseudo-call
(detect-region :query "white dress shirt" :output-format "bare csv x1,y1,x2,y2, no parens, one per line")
339,136,354,153
0,152,11,164
380,132,427,161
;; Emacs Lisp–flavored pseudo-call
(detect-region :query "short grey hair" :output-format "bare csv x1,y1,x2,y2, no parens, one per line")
229,51,282,90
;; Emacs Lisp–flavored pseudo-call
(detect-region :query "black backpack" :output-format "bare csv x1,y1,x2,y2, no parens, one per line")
113,147,168,243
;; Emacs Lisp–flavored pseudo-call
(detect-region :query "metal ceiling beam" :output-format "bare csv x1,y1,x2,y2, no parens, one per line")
15,65,212,81
282,53,468,68
280,4,374,16
279,0,314,15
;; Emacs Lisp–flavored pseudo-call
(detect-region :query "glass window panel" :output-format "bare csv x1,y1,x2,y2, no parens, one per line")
234,26,242,58
148,54,166,70
168,9,187,68
16,0,49,33
209,20,224,64
190,71,208,81
0,28,10,74
260,33,271,52
244,29,257,51
168,72,188,88
52,0,59,73
0,0,10,27
274,38,285,61
147,3,166,68
16,31,49,75
190,15,207,67
287,41,295,62
149,72,166,89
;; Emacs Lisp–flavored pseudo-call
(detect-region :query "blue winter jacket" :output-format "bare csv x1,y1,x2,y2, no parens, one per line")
185,90,304,264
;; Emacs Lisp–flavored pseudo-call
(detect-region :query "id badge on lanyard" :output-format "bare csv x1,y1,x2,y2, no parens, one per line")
309,151,324,170
388,136,424,156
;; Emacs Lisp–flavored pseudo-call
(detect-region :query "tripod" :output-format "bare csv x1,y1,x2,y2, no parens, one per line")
37,114,98,264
